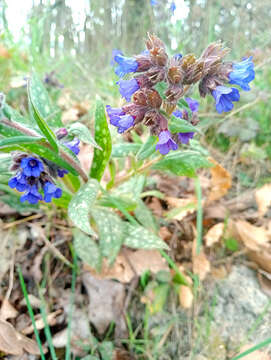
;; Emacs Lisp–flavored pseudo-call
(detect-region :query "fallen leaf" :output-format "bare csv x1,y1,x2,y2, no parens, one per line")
255,183,271,216
192,251,210,280
82,273,127,337
179,285,193,308
205,222,224,247
235,220,270,251
0,299,18,321
159,226,172,242
165,196,197,221
0,319,42,356
84,249,168,283
207,158,232,202
21,310,62,335
237,345,271,360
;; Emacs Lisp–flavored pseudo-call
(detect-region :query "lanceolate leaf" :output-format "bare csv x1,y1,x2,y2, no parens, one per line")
169,116,199,134
28,75,59,152
90,207,125,264
73,228,101,271
90,100,112,181
0,122,27,138
0,136,43,147
67,122,101,149
68,179,99,236
152,150,212,177
124,223,169,250
134,199,158,232
136,135,157,161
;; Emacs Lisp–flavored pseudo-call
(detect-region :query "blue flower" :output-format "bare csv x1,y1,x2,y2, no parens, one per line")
43,182,62,203
229,56,255,91
185,97,199,113
117,79,140,102
110,49,123,66
20,185,42,204
178,132,194,145
150,0,158,6
106,105,134,133
20,157,44,177
64,138,80,155
156,130,178,155
8,172,28,192
114,54,138,77
174,53,182,61
170,2,176,13
57,169,69,178
212,86,240,114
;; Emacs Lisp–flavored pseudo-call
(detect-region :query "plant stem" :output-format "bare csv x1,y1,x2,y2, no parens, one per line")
1,118,88,183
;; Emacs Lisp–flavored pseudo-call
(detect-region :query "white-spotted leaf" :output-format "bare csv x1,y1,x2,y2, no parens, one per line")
68,179,99,236
68,122,101,149
73,228,101,270
124,223,169,250
111,143,141,158
90,207,125,264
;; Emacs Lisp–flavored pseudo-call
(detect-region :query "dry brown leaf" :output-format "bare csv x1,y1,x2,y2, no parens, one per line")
235,220,270,251
193,251,211,280
205,222,224,247
82,273,127,336
237,345,271,360
84,249,168,283
21,310,62,335
207,158,232,202
211,265,228,279
159,226,172,242
0,320,42,356
165,196,197,221
255,183,271,216
179,285,193,308
0,299,18,321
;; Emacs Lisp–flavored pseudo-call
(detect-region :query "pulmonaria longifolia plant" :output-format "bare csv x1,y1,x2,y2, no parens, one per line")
0,33,255,265
108,33,254,154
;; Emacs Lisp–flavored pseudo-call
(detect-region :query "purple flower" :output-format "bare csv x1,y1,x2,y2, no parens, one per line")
229,56,255,91
185,97,199,113
212,86,240,114
174,53,182,61
156,130,178,155
178,132,194,144
20,185,42,204
110,49,123,66
20,157,44,177
114,54,138,78
43,182,62,203
64,138,80,155
170,2,176,13
8,172,28,192
117,79,140,102
106,105,134,133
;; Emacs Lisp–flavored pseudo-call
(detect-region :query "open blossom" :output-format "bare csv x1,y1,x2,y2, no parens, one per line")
114,54,138,77
20,185,42,205
64,138,80,155
106,105,134,133
20,157,44,177
228,56,255,91
43,182,62,203
117,79,140,102
178,132,194,144
8,172,28,192
110,49,123,66
156,130,178,155
212,86,240,113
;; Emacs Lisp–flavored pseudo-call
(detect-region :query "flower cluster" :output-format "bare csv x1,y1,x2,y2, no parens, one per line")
107,34,255,155
8,131,80,204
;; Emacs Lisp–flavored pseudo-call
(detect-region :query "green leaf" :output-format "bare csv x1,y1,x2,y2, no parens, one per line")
0,136,43,147
150,283,170,314
115,175,146,198
111,143,141,158
67,122,101,149
2,103,36,128
98,341,114,360
73,228,101,271
154,82,167,100
28,75,59,152
134,199,158,232
177,98,192,117
90,207,125,264
136,135,158,160
52,191,72,209
18,143,78,175
169,115,198,134
152,150,211,177
124,223,169,250
90,100,112,181
68,179,99,236
0,122,28,138
98,193,137,212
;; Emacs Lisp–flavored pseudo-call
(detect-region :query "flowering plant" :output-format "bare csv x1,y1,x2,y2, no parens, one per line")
0,34,254,267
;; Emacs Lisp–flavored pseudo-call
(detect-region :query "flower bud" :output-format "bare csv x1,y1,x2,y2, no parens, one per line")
146,89,162,108
167,66,183,84
145,33,168,66
165,85,184,103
